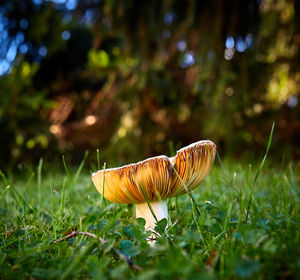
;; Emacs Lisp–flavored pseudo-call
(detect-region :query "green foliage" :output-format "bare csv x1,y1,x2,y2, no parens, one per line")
0,61,55,166
0,157,299,279
1,0,299,168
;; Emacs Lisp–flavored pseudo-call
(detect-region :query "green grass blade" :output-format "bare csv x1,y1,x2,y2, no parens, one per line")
62,155,71,178
102,162,106,208
246,122,275,223
72,151,89,187
252,122,275,187
37,158,43,206
168,141,175,157
0,170,10,186
97,149,101,170
216,151,224,170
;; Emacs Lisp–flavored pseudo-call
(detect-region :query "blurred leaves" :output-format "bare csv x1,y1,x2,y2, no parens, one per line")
0,0,300,168
235,259,261,278
119,240,141,257
88,49,110,68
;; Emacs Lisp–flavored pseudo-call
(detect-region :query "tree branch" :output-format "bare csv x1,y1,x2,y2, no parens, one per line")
53,230,142,271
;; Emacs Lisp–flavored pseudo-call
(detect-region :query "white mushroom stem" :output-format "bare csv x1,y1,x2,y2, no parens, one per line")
135,200,170,231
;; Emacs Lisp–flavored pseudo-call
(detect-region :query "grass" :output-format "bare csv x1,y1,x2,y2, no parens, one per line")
0,152,300,279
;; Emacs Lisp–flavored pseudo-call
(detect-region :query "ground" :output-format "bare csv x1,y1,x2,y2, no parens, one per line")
0,156,299,279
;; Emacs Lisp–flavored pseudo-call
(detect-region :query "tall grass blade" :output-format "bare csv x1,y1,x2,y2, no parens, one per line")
246,122,275,223
102,162,106,207
0,170,10,186
72,151,89,187
97,149,101,170
216,151,224,170
62,155,71,178
168,141,175,157
37,158,43,206
252,122,275,187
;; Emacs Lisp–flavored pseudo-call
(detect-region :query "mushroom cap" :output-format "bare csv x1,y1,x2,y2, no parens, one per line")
92,140,216,204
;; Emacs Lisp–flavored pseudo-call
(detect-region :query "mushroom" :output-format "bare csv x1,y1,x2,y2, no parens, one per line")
92,140,216,236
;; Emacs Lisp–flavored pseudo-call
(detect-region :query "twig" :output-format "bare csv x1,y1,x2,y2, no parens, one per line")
4,224,20,239
53,231,142,271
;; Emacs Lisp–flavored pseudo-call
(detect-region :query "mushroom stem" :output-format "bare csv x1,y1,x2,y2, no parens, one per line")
135,200,169,231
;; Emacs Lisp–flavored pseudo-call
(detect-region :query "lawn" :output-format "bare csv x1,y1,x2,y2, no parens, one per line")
0,154,299,279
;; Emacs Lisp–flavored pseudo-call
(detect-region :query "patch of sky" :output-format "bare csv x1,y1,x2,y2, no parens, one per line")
38,46,47,57
19,43,28,54
51,0,67,4
181,51,195,68
0,14,9,28
66,0,77,10
32,0,43,5
0,13,29,75
236,36,247,52
225,36,235,49
0,29,8,41
83,9,94,25
287,96,298,108
177,40,186,52
164,11,175,25
16,32,24,44
61,30,71,40
6,41,17,62
245,34,253,47
20,18,29,29
0,59,10,75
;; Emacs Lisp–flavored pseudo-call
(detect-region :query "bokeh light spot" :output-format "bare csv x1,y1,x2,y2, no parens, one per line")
224,48,235,60
85,115,97,125
181,52,195,67
32,0,43,5
20,19,29,29
66,0,77,10
49,125,61,134
0,60,10,75
177,40,186,51
245,34,253,47
6,43,17,62
61,30,71,40
225,36,235,49
164,11,175,25
287,96,298,108
20,44,29,54
16,32,24,44
38,46,47,57
225,87,234,96
26,140,35,149
236,37,247,52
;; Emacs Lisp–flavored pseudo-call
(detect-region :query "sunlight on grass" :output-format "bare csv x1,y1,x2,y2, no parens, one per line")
0,156,299,279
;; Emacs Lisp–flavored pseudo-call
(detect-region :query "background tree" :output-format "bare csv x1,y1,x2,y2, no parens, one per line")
0,0,299,169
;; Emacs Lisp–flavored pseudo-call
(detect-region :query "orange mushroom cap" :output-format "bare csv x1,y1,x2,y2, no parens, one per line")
92,140,216,204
